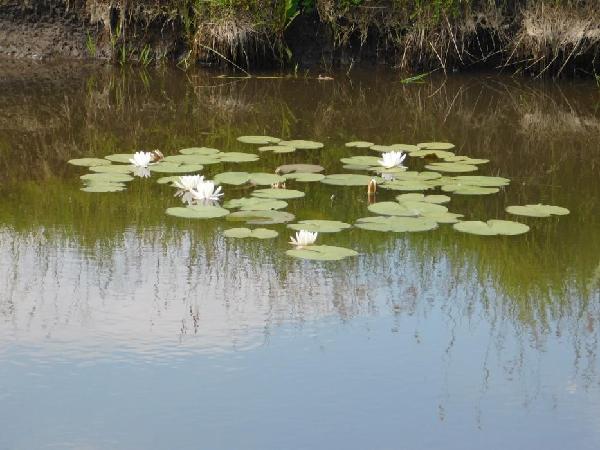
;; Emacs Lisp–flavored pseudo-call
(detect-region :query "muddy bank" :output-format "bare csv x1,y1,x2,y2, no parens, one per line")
0,1,92,60
1,1,599,78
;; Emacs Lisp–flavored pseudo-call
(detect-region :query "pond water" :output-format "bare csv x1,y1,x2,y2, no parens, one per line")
0,61,599,450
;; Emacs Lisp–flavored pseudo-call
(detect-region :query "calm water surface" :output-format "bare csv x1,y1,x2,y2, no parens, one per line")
0,61,599,450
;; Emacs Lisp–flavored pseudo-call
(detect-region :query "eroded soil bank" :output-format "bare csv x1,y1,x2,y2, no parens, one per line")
1,1,599,78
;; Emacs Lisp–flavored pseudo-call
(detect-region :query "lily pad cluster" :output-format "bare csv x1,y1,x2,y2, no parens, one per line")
70,157,135,192
68,147,259,192
68,136,570,260
341,140,569,234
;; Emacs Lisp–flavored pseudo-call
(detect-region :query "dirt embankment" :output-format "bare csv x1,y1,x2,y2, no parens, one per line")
0,1,94,59
0,0,183,61
1,1,599,78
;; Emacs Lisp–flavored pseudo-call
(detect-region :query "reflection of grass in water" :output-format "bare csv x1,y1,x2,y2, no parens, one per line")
1,167,598,324
0,66,599,331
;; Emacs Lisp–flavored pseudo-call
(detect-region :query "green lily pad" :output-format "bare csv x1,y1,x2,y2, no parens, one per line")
340,156,382,166
104,153,135,164
379,179,439,191
216,152,259,163
156,176,181,185
278,139,324,149
409,149,456,159
258,145,296,153
369,143,418,153
398,200,449,215
249,173,286,185
237,135,281,144
251,228,279,239
226,210,295,225
68,158,112,167
223,227,278,239
214,172,250,185
288,220,351,233
421,212,463,224
390,144,420,153
355,216,438,232
396,193,450,204
223,227,252,238
89,164,133,174
179,147,221,155
345,141,374,148
283,172,325,182
367,202,420,217
425,162,478,173
224,197,288,211
417,142,455,150
149,162,204,173
164,154,218,165
286,245,358,261
166,204,230,219
505,204,570,217
369,144,397,153
80,173,134,183
368,201,448,216
453,220,529,236
444,155,489,165
394,171,442,181
451,176,510,187
441,184,499,195
276,164,324,174
321,174,381,186
81,182,127,193
251,188,305,199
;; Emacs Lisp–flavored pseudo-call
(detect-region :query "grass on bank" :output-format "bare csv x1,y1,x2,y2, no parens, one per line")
81,1,600,76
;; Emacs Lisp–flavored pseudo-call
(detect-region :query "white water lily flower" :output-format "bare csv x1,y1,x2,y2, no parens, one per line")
190,179,223,202
175,176,206,204
378,151,407,169
289,230,318,247
174,175,204,191
129,151,153,168
175,190,195,205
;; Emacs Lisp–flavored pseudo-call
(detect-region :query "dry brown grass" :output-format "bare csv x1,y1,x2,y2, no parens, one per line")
38,1,600,76
192,10,281,69
509,2,600,76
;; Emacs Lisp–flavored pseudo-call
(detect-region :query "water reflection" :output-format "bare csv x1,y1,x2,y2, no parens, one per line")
0,61,599,449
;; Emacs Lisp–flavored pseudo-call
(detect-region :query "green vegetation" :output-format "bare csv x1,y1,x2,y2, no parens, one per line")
78,0,599,77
